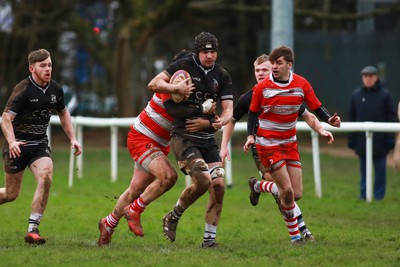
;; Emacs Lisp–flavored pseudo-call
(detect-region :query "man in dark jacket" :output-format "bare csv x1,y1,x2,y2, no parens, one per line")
348,65,398,200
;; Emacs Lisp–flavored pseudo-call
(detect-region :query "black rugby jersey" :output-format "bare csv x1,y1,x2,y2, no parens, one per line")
4,76,66,145
165,55,233,139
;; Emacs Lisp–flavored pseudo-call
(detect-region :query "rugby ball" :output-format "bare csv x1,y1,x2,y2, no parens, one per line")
169,70,191,103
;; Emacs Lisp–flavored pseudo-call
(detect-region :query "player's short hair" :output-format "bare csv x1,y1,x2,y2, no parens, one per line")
254,54,269,65
194,32,219,55
28,49,50,65
269,45,294,64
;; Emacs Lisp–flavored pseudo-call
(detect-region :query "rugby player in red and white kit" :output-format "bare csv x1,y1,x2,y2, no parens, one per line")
97,51,215,246
220,54,334,242
244,45,341,245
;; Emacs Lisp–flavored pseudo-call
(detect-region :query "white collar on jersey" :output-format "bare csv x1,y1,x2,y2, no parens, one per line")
269,71,294,87
29,75,50,93
193,55,215,75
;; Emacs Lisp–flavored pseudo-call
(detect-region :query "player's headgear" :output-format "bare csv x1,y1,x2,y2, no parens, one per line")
194,32,219,55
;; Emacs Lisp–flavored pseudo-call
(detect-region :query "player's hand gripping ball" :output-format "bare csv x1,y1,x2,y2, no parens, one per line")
169,70,191,103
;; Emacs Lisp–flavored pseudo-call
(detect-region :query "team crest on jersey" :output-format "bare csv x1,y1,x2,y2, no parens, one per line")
50,94,57,103
146,143,154,148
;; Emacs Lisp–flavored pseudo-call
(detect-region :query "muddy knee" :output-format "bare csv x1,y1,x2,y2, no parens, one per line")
186,159,211,189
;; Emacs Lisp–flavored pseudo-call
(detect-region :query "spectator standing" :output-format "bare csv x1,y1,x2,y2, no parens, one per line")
348,65,398,200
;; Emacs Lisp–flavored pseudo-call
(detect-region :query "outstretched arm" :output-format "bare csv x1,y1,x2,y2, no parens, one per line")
314,105,341,128
303,110,334,144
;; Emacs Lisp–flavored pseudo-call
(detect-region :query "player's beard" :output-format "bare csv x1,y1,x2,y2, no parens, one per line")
38,72,51,85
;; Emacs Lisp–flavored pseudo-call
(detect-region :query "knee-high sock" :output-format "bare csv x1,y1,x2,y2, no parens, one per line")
283,205,301,242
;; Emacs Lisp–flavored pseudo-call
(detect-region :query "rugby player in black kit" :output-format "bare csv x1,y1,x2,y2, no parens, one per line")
148,32,233,248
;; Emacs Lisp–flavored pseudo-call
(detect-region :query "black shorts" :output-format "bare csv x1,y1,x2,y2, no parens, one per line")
2,143,52,173
170,133,220,173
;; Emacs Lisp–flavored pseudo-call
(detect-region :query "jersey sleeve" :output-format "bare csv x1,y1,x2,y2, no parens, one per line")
4,82,27,115
249,83,263,113
159,92,172,102
218,66,233,102
298,105,307,117
303,79,322,110
55,84,66,113
233,90,252,121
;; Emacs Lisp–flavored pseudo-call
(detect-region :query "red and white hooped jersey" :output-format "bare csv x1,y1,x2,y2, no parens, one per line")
250,71,322,148
131,93,172,147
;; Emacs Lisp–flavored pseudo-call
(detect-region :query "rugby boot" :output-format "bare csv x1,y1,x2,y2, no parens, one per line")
123,206,144,237
248,177,261,206
97,218,114,246
162,211,179,242
291,238,305,246
24,228,46,245
201,241,218,248
304,232,316,242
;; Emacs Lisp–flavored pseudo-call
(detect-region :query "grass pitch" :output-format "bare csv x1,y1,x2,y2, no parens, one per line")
0,145,399,267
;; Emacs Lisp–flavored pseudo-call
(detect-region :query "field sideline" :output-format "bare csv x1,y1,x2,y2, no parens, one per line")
0,146,399,267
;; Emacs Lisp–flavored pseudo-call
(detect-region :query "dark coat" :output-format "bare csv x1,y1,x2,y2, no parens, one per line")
347,80,398,156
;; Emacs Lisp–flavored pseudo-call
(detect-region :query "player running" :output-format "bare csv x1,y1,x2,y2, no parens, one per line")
97,51,214,246
220,54,332,242
243,45,340,244
148,32,233,248
1,49,81,244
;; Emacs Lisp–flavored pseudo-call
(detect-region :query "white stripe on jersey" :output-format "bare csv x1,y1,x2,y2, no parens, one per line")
263,87,304,99
133,117,170,147
152,93,164,107
258,119,297,132
132,94,172,147
144,104,171,131
255,135,297,147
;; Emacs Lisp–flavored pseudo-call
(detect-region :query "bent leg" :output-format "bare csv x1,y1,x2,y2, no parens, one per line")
123,155,177,237
114,164,154,219
139,155,177,204
177,158,211,212
0,171,24,204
